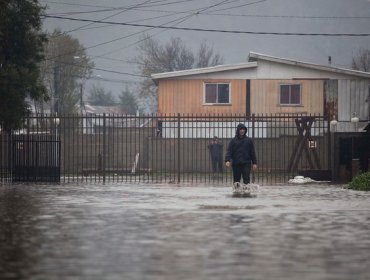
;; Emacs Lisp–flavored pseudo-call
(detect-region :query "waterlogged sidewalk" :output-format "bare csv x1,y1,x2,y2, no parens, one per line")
1,182,370,280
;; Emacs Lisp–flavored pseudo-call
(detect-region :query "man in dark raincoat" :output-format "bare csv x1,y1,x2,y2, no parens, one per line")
225,123,257,184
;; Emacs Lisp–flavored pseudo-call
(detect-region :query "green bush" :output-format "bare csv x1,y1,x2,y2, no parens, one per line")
347,172,370,191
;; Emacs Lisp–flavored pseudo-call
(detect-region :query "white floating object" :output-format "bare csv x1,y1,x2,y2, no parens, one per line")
288,176,315,184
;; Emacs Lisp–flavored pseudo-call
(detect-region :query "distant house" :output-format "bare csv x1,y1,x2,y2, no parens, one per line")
83,104,126,115
81,104,152,134
151,52,370,134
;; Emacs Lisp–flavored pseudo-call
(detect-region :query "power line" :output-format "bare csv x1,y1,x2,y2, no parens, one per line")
42,69,141,84
43,15,370,36
42,1,234,84
204,12,370,19
53,10,195,55
42,58,148,78
94,0,235,58
42,0,206,10
91,66,147,78
207,0,268,12
42,1,221,83
42,1,370,20
63,0,155,34
41,1,114,9
44,0,234,61
87,76,141,85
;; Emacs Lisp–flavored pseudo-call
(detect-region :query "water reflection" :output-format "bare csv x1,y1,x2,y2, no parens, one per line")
0,186,43,279
0,183,370,279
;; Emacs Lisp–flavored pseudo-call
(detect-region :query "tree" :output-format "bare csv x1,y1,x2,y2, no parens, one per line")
119,86,138,115
134,36,224,113
39,29,94,115
352,48,370,72
88,84,116,106
195,41,224,68
0,0,48,131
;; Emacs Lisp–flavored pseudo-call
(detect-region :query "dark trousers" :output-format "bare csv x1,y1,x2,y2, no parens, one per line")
232,163,251,184
211,157,223,173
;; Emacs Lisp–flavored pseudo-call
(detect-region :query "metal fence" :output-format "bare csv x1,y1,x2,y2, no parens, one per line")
0,114,331,185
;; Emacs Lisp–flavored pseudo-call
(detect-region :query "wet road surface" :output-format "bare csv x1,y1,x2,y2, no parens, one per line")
1,182,370,280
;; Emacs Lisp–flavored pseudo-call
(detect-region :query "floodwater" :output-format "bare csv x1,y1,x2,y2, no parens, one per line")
1,182,370,280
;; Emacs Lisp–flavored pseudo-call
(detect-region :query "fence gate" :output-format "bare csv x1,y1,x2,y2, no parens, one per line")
12,134,61,182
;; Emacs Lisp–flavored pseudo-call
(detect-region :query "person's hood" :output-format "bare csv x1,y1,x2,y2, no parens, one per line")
236,123,247,136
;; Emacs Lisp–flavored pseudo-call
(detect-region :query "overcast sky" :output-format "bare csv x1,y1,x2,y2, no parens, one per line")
41,0,370,97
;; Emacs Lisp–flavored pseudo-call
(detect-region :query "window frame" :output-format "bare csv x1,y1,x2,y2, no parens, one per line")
279,83,302,106
203,82,231,105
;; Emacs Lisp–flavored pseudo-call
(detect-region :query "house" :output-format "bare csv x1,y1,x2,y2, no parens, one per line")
83,104,126,115
151,52,370,133
81,104,145,134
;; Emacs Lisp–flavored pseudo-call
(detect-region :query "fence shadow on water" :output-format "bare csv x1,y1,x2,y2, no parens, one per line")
0,114,331,185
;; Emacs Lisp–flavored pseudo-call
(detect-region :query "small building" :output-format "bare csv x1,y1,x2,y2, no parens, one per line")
151,52,370,134
81,104,152,134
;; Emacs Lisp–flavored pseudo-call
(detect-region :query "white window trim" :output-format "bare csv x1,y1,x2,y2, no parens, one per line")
203,82,231,105
279,83,302,106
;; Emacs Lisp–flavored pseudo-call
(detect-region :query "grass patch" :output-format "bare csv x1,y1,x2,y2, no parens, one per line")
347,172,370,191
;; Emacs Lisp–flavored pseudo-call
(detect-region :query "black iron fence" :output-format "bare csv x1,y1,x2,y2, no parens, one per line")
12,134,60,182
0,114,331,185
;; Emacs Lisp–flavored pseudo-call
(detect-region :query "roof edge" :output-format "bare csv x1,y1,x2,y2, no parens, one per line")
248,52,370,78
151,62,258,80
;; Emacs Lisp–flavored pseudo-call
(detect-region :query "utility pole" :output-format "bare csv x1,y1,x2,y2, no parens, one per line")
80,84,83,114
53,65,59,115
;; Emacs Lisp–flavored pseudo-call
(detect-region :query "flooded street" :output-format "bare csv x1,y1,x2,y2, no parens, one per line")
1,182,370,280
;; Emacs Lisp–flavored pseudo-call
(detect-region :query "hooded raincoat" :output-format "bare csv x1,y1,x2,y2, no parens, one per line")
225,123,257,165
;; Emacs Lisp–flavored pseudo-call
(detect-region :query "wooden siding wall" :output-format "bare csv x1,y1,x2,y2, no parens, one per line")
157,79,246,115
158,79,326,116
250,80,324,115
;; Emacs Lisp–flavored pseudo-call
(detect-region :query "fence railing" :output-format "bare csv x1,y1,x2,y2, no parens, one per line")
0,114,331,185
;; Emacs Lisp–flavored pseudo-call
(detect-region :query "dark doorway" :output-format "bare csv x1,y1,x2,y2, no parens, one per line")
337,134,370,180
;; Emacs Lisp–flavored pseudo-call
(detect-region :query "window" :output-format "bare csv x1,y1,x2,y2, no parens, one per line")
279,84,301,105
204,83,230,104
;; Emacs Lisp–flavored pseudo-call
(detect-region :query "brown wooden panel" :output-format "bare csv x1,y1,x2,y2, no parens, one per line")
158,79,325,116
250,80,324,115
158,79,247,115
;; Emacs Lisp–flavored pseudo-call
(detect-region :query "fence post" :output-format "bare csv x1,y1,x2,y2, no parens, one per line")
102,113,106,183
8,132,12,182
177,113,181,184
251,113,255,183
251,113,255,138
327,117,332,177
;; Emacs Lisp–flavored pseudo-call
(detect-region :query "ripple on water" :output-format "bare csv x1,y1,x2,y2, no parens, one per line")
0,182,370,280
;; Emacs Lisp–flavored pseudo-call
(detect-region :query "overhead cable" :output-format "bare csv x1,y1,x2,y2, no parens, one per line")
43,15,370,36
